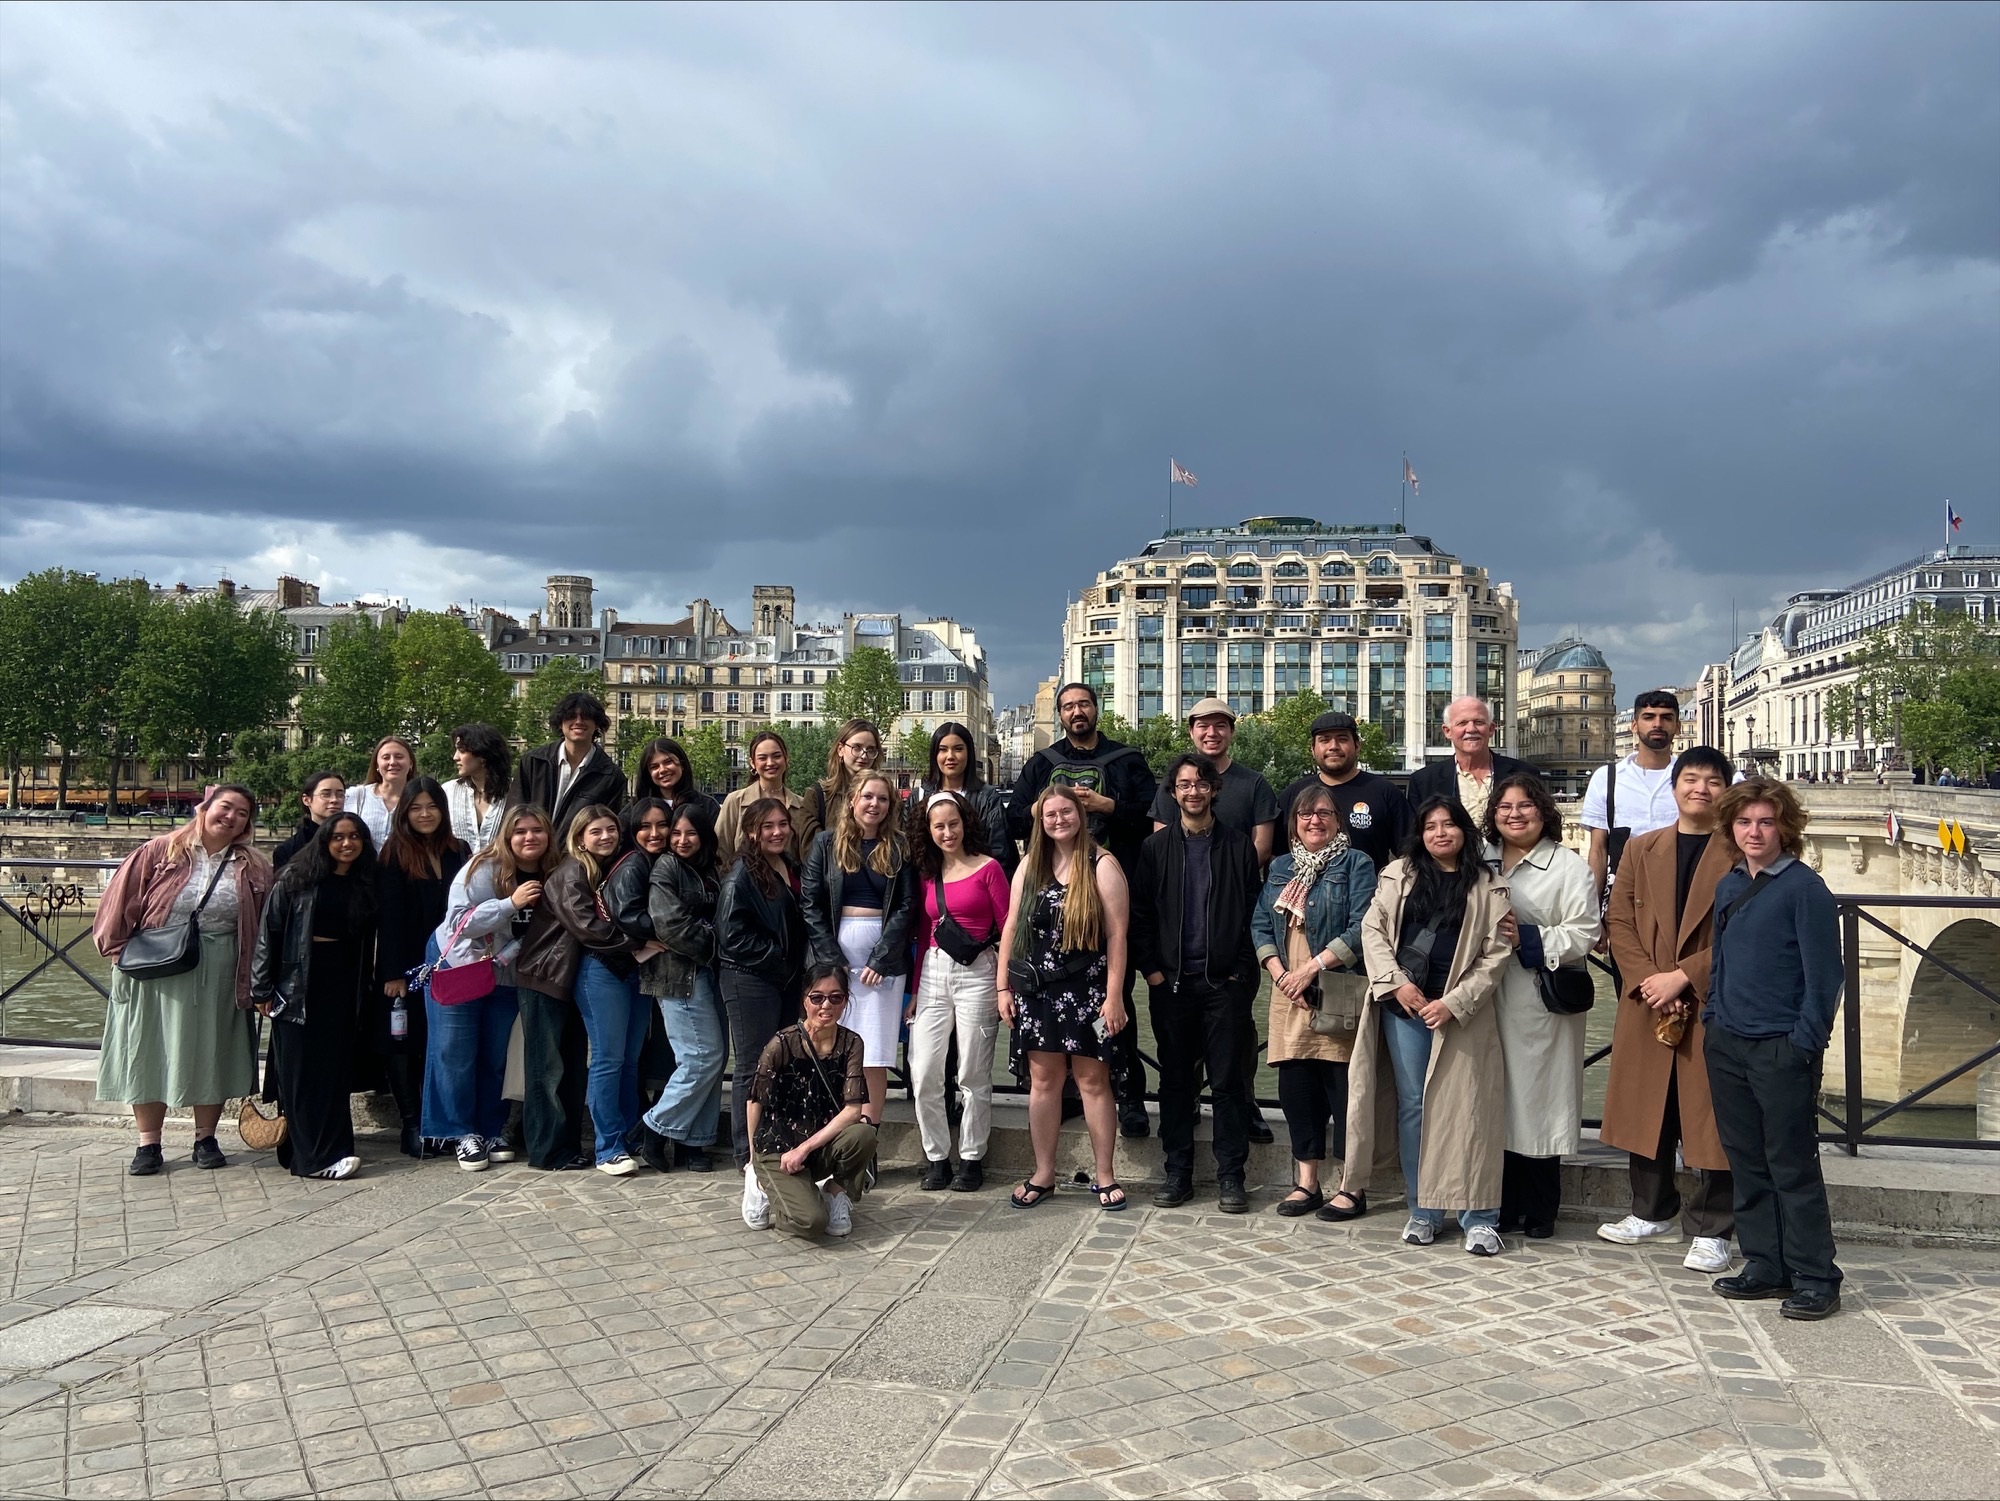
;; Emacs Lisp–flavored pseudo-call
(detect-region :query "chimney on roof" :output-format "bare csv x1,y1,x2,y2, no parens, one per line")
216,577,236,599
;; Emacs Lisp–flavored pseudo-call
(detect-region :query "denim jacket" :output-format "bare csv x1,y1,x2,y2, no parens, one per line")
1251,847,1377,970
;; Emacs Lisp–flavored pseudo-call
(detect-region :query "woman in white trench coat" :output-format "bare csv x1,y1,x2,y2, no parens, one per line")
1482,772,1600,1238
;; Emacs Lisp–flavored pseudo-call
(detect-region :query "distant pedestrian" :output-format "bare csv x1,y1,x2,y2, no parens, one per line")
908,721,1016,876
1481,773,1598,1239
1133,753,1263,1213
907,791,1010,1191
1582,690,1683,904
1703,778,1844,1320
93,785,274,1176
429,806,548,1171
273,770,345,869
252,811,377,1181
797,717,883,850
1344,797,1513,1255
637,802,728,1174
802,769,914,1128
345,735,417,847
510,692,626,843
998,783,1132,1212
373,775,468,1158
1276,711,1414,872
744,962,878,1239
634,735,720,825
1600,746,1738,1273
444,722,512,852
1406,698,1533,827
715,730,806,867
1252,783,1377,1218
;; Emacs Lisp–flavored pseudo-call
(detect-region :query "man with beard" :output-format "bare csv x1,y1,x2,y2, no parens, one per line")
1582,690,1684,901
1276,711,1414,874
1009,681,1159,1137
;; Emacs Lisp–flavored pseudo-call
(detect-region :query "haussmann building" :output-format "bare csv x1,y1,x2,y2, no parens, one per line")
1059,516,1519,771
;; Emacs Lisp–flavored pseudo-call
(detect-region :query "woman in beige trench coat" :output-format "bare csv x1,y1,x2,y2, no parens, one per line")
1334,796,1514,1255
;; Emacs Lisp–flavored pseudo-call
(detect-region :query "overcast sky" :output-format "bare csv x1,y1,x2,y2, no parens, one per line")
3,2,1996,708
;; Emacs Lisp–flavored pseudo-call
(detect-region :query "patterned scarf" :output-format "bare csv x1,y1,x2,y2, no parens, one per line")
1274,833,1349,928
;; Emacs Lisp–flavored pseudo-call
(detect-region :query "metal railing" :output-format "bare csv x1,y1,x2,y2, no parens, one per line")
0,857,118,1047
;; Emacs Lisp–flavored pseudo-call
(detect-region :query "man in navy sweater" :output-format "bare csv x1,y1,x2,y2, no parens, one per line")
1703,778,1843,1320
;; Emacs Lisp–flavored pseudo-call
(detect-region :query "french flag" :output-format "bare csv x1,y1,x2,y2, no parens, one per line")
1949,500,1963,532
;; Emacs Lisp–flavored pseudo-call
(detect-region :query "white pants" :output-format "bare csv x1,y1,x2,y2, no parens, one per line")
838,916,902,1067
907,948,1000,1163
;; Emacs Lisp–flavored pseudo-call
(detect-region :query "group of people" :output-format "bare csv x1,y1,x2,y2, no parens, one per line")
91,683,1845,1318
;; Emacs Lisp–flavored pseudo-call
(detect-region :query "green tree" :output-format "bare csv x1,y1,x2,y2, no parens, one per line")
1827,604,2000,771
1356,719,1398,771
519,657,602,746
127,594,296,774
298,614,398,751
895,724,934,773
613,718,663,778
782,720,839,792
392,612,518,772
822,646,905,732
683,722,729,791
1253,689,1329,785
0,570,151,808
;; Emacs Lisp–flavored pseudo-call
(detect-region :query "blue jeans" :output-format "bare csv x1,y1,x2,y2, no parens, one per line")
643,969,727,1147
573,956,650,1164
421,932,518,1142
1380,1004,1499,1231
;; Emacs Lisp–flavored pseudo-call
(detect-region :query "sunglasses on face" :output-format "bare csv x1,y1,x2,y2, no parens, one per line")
804,991,847,1008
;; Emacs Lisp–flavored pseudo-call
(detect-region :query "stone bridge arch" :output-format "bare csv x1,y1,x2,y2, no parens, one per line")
1899,916,2000,1133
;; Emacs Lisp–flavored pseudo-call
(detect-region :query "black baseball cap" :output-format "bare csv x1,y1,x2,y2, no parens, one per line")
1310,711,1359,737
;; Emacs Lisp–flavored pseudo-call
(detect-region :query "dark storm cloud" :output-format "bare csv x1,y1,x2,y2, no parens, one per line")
2,1,1995,700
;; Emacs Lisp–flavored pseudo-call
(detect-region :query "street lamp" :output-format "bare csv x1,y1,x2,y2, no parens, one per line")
1887,684,1908,773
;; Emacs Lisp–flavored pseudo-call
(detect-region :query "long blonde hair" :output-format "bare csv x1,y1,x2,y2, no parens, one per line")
562,804,623,888
819,717,881,805
466,804,549,897
164,784,265,865
833,770,905,877
1020,783,1103,954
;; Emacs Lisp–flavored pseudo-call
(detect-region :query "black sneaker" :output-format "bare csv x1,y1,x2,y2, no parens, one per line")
129,1143,164,1177
191,1136,228,1170
950,1159,984,1193
920,1159,953,1191
455,1136,490,1172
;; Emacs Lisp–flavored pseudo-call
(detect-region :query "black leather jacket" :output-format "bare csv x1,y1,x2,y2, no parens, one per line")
643,852,718,998
717,860,804,987
250,870,376,1025
800,829,916,976
605,850,654,947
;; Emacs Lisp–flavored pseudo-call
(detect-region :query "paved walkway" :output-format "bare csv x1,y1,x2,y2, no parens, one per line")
1,1115,1996,1500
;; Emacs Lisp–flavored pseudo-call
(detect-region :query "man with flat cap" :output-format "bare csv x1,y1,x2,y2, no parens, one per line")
1276,710,1414,873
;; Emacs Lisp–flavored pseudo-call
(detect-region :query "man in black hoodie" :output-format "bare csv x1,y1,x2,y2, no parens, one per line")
1009,682,1158,1134
273,771,346,868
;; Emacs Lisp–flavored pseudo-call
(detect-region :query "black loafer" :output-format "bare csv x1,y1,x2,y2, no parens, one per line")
1217,1180,1250,1214
1714,1273,1794,1301
1153,1178,1194,1208
920,1159,953,1191
1780,1289,1841,1321
191,1136,227,1170
129,1143,163,1177
1316,1190,1368,1223
1276,1188,1325,1218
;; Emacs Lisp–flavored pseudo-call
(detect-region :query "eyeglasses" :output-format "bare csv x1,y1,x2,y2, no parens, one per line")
803,991,847,1008
1297,811,1334,824
1173,781,1208,793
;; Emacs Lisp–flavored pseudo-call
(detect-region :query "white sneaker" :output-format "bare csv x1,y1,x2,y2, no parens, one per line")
1401,1216,1438,1247
455,1136,489,1172
824,1188,853,1238
313,1156,360,1181
1596,1214,1681,1245
742,1165,772,1230
1464,1225,1503,1257
1684,1236,1733,1273
596,1153,638,1177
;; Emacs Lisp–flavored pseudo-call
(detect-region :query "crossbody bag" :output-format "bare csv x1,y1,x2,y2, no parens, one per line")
931,874,994,968
116,850,231,982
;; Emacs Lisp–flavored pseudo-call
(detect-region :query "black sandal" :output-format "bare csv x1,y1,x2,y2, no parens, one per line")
1276,1186,1325,1218
1010,1179,1056,1209
1090,1181,1128,1212
1316,1189,1368,1222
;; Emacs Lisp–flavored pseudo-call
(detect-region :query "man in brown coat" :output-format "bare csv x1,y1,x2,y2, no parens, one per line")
1600,746,1737,1273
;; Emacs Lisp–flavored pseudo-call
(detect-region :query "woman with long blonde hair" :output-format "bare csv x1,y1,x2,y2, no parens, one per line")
995,783,1131,1211
93,784,275,1176
802,768,915,1125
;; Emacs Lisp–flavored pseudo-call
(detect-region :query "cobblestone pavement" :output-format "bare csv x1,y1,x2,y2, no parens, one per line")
2,1115,1997,1500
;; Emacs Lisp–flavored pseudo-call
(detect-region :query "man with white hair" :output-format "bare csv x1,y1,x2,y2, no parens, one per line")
1406,696,1535,826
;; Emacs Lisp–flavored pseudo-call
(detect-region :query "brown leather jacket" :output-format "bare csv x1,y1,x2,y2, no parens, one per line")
513,859,633,1000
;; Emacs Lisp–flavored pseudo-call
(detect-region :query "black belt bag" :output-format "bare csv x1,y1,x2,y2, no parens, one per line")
931,874,994,969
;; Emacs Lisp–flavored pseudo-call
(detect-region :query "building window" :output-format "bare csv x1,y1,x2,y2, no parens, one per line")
1181,586,1217,608
1082,643,1115,700
1103,588,1121,604
1323,614,1355,631
1320,585,1354,604
1227,562,1261,578
1225,585,1261,604
1091,617,1117,633
781,669,794,684
618,692,634,713
726,692,741,713
1183,563,1215,578
654,693,670,712
1226,641,1265,716
943,691,957,712
1274,561,1308,578
1370,615,1404,631
780,693,793,713
1136,586,1167,601
1137,635,1164,720
1273,641,1310,699
902,690,913,710
1424,617,1453,740
1321,642,1359,713
726,721,740,741
700,692,714,712
1321,560,1354,577
799,692,814,712
1476,643,1507,727
752,693,767,714
1370,642,1407,755
922,691,935,712
1367,555,1396,576
1180,641,1217,715
1273,585,1309,605
803,669,816,684
1472,614,1498,630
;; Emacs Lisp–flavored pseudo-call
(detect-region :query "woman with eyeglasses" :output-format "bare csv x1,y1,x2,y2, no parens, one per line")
743,962,877,1238
796,717,882,851
252,811,378,1181
1251,783,1377,1218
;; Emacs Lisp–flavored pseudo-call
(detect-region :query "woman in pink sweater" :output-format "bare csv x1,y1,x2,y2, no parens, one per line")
906,791,1012,1192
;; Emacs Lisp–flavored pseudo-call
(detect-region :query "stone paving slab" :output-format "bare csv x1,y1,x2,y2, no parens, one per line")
2,1112,1998,1499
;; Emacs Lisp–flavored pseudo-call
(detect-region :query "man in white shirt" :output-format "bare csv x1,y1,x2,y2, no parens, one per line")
1583,690,1683,900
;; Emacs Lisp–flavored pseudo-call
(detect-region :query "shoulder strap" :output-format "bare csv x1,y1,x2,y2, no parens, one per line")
189,848,232,918
1717,870,1777,931
1605,758,1618,830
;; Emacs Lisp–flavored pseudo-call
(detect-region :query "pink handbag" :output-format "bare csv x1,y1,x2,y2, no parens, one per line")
428,910,496,1006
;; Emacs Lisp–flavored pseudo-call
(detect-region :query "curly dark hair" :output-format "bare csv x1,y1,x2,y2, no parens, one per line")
547,692,609,739
452,723,512,800
1478,771,1563,848
912,790,990,880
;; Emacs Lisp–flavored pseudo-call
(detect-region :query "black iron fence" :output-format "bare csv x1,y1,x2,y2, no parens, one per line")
5,857,1997,1152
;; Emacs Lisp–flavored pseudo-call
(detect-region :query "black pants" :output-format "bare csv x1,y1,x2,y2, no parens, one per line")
1111,964,1149,1119
518,988,587,1169
1704,1027,1841,1293
1276,1058,1348,1164
721,968,796,1170
1629,1068,1735,1238
271,1007,355,1178
1501,1152,1562,1234
1236,1010,1269,1126
1151,976,1250,1182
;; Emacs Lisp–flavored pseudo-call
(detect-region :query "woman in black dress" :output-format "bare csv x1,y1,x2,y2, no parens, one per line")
375,776,469,1157
251,812,379,1180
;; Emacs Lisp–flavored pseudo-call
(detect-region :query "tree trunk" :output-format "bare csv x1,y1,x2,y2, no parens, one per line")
56,748,71,811
106,749,121,820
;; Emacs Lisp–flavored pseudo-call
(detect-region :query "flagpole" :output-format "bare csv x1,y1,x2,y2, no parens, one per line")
1167,465,1173,538
1400,451,1407,532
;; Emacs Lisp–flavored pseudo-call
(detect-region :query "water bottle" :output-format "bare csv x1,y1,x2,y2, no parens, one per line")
389,997,408,1042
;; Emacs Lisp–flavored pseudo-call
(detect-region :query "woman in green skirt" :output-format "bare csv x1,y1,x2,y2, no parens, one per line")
92,785,275,1176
